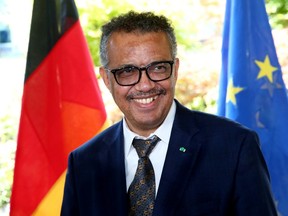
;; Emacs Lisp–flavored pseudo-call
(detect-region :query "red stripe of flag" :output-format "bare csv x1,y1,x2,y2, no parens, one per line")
10,0,106,215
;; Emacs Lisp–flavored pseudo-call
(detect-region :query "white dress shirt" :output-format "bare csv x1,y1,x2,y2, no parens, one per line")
123,101,176,194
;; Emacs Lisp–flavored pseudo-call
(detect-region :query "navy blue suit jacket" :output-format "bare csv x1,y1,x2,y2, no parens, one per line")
61,100,277,215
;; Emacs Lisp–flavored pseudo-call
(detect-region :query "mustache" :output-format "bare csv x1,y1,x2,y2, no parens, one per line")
127,88,166,100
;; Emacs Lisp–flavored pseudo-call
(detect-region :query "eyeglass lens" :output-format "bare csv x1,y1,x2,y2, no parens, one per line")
112,61,173,86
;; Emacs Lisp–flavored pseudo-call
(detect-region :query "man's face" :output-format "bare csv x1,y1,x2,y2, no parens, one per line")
100,31,179,136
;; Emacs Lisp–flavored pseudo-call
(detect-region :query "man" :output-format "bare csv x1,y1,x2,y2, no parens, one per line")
61,11,277,215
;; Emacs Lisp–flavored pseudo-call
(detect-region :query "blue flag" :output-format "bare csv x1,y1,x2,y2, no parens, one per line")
217,0,288,214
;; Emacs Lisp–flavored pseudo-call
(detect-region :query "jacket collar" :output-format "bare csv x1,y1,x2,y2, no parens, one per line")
153,100,202,215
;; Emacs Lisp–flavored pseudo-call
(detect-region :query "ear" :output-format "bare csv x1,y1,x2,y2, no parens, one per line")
173,58,180,80
99,66,111,91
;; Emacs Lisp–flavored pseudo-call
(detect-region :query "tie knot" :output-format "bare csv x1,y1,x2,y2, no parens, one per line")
132,135,160,158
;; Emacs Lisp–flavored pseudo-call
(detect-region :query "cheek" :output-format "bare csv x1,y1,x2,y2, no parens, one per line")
110,84,129,104
164,77,177,93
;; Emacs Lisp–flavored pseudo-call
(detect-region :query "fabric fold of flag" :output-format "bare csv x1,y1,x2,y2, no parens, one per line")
10,0,107,215
217,0,288,215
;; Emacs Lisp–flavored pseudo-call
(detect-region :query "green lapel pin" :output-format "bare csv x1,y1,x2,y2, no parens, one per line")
179,147,186,152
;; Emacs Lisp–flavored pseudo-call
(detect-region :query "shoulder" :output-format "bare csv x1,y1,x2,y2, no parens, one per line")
174,100,258,138
174,101,261,163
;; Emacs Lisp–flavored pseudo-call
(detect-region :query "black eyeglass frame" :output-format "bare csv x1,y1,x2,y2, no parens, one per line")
105,60,175,86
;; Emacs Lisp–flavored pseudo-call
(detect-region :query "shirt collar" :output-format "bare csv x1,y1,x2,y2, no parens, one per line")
123,100,176,157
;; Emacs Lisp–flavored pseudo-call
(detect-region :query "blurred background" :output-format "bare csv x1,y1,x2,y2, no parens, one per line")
0,0,287,214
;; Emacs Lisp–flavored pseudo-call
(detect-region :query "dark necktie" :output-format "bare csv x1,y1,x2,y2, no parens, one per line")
128,135,161,216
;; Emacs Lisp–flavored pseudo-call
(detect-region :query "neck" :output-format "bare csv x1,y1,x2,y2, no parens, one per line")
124,118,162,138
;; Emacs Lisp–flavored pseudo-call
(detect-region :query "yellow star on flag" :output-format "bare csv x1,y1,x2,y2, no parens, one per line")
255,55,278,83
226,79,244,105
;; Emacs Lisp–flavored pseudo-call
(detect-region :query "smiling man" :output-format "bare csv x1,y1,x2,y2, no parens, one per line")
101,30,178,137
61,11,277,216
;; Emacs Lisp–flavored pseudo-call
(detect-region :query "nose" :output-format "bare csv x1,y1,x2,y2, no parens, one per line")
134,69,155,91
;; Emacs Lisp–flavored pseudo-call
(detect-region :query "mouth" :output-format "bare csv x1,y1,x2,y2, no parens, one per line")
133,96,158,104
127,89,166,105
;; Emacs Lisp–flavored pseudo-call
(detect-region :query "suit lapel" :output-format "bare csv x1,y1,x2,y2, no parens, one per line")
153,102,202,216
98,121,128,215
100,102,202,215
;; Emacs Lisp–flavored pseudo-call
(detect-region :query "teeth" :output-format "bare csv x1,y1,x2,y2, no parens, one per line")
134,96,157,104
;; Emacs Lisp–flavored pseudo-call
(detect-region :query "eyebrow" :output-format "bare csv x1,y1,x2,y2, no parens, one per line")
110,64,137,72
109,60,173,71
115,61,158,69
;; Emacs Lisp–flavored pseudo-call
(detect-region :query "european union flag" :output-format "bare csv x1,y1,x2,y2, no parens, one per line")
217,0,288,215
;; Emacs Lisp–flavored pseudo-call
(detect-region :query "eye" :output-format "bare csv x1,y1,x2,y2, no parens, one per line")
150,63,168,73
116,67,138,78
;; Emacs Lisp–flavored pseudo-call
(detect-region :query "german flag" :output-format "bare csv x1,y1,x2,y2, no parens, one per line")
10,0,107,215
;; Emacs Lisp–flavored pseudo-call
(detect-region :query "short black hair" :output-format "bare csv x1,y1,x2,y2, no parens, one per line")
100,11,177,66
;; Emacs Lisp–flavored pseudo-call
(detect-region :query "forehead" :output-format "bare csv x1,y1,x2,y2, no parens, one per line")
107,31,172,66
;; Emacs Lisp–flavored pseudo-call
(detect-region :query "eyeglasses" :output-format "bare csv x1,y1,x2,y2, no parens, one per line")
105,60,174,86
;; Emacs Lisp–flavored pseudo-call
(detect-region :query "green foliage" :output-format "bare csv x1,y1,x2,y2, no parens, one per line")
76,0,223,66
0,115,16,143
76,0,288,67
76,0,136,66
187,95,216,113
266,0,288,28
175,70,218,114
0,141,15,209
0,115,17,209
